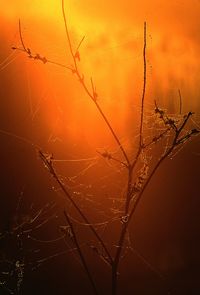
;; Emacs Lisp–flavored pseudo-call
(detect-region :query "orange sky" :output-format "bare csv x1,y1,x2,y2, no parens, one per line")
1,0,200,147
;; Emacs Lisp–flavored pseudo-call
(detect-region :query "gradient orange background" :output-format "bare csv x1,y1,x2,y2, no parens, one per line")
1,1,200,294
1,0,200,146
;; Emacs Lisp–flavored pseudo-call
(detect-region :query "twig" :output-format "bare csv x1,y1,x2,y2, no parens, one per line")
143,128,170,148
178,89,182,115
111,22,147,295
111,107,199,294
14,20,73,71
64,211,99,295
19,19,27,52
97,150,128,168
139,21,147,149
76,36,85,53
39,150,113,265
123,21,147,217
15,8,130,167
61,0,130,167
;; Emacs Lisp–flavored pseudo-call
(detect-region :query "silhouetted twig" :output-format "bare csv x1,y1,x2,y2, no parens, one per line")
64,211,99,295
61,0,130,167
38,150,113,266
178,89,182,115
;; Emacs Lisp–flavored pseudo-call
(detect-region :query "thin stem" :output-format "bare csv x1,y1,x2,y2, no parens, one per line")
143,128,170,149
61,0,130,167
39,151,113,265
46,59,72,71
128,115,196,222
17,20,73,71
171,111,193,146
19,19,27,52
124,167,134,214
139,21,147,149
124,21,147,215
61,0,77,69
56,171,113,265
178,89,182,115
129,148,173,222
17,4,130,167
112,22,147,294
112,144,174,295
111,108,196,294
96,150,128,168
76,35,85,52
64,211,99,295
94,100,130,166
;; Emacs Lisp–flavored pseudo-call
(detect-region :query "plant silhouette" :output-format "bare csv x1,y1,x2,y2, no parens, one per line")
1,1,200,294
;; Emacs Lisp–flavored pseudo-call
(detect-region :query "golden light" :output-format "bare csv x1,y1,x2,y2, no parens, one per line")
1,0,200,147
1,3,200,294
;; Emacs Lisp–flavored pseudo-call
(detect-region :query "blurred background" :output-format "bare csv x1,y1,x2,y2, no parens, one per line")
0,0,200,294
